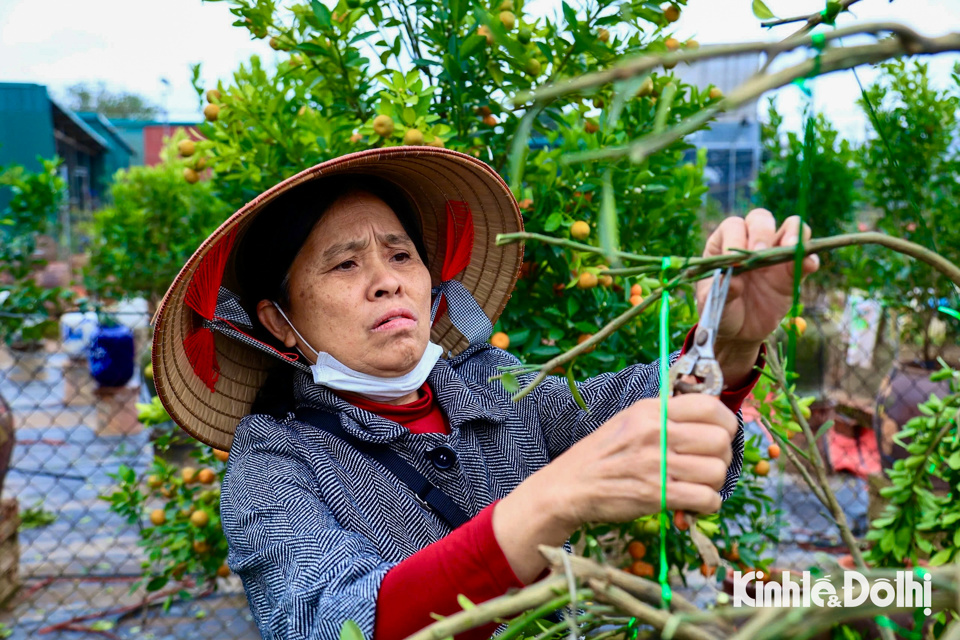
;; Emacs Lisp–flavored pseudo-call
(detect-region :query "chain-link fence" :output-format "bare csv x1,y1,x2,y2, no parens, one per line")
0,291,954,638
0,312,259,639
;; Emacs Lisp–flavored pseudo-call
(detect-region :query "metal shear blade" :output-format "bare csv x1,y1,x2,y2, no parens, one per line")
668,267,733,397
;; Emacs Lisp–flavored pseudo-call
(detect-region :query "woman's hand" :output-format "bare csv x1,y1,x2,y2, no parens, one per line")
697,209,820,386
549,394,739,524
699,209,820,347
493,394,737,583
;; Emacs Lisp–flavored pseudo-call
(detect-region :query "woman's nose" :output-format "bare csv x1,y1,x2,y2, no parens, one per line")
368,256,402,298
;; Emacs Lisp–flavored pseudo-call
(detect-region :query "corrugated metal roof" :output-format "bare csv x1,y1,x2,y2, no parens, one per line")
77,112,135,154
109,118,201,129
50,99,109,151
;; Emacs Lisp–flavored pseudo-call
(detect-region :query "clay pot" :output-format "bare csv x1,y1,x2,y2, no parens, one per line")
874,360,951,490
837,553,929,570
35,261,71,289
0,392,13,496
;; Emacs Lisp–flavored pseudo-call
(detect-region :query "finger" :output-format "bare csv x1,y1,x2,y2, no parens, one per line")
743,208,777,251
774,215,812,248
663,481,723,514
663,394,739,438
702,217,750,305
703,216,747,258
663,453,730,492
774,215,818,281
667,424,734,466
802,252,821,276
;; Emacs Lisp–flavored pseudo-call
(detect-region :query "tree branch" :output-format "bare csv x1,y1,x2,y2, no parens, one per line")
495,230,960,402
517,22,931,104
785,0,866,39
559,28,960,164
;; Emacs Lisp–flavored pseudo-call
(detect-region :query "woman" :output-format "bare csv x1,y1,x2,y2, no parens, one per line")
152,147,817,640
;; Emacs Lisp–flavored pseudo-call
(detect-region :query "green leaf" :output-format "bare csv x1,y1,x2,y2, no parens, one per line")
929,548,953,566
119,465,136,485
90,621,115,631
751,0,776,20
653,82,677,134
904,455,925,470
946,451,960,470
566,364,589,412
459,34,485,59
310,0,330,27
508,106,540,193
508,328,530,345
500,372,519,393
348,30,379,45
534,41,553,63
146,575,169,592
599,169,620,269
457,594,476,610
544,211,562,232
339,620,364,640
814,420,834,442
528,345,561,357
311,0,332,26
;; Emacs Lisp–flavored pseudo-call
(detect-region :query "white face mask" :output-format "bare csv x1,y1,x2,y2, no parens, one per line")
271,302,442,402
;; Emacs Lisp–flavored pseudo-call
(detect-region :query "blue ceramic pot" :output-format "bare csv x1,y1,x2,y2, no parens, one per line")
89,325,135,388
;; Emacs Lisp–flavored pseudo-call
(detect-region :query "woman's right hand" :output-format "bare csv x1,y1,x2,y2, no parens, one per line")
492,394,739,584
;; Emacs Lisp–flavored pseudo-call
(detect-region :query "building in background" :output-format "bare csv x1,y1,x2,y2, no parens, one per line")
673,53,763,213
76,112,136,196
0,82,203,213
0,83,134,211
109,119,203,167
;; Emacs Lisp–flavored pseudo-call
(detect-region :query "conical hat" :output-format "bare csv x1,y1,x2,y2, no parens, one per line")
151,147,524,451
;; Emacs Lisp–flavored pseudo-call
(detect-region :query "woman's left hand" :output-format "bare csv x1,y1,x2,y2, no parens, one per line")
697,209,820,349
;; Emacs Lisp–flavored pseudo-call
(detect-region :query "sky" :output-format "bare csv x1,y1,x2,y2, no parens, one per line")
1,0,957,141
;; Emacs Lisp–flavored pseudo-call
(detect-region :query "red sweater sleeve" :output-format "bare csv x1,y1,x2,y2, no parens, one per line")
679,324,765,413
374,499,530,640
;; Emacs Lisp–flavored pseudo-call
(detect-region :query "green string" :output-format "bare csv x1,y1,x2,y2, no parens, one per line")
657,256,673,609
875,614,923,640
792,32,827,97
939,306,960,322
820,1,840,26
625,617,639,640
787,109,814,371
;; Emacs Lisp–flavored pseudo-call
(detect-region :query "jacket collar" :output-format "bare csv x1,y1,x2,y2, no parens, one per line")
291,343,509,444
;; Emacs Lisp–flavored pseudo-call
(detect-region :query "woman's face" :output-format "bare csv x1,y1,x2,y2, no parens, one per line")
257,189,433,377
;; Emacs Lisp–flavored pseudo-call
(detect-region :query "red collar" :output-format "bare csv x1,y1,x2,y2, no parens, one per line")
336,383,435,423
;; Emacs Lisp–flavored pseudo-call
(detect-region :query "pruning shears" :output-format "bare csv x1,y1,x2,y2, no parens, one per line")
666,267,734,569
668,267,733,397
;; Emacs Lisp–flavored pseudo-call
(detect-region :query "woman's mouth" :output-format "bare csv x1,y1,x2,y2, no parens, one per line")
373,318,417,332
372,309,417,332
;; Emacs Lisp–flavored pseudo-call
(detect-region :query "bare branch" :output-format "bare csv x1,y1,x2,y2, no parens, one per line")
517,22,930,104
561,29,960,164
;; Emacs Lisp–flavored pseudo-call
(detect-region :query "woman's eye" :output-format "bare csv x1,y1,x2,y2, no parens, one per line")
393,252,411,262
335,260,356,271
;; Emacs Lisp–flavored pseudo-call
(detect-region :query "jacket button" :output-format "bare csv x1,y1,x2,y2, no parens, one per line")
427,445,457,470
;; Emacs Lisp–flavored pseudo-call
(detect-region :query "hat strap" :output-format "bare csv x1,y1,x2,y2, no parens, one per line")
430,281,492,346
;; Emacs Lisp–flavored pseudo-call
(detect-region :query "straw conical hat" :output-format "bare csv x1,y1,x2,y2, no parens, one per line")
152,147,524,452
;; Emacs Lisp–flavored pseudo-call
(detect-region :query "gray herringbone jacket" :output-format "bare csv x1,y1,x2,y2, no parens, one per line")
220,343,744,640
